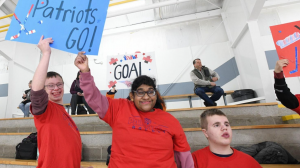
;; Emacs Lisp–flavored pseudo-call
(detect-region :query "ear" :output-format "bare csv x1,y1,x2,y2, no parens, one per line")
129,92,134,101
202,129,209,139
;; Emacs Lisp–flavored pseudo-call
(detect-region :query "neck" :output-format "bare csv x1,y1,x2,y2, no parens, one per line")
50,99,63,105
208,144,232,155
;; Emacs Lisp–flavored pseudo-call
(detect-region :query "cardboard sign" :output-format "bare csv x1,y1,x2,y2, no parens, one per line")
270,21,300,77
5,0,110,55
107,51,157,89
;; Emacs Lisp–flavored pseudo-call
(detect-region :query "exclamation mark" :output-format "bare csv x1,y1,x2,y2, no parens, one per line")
88,26,97,52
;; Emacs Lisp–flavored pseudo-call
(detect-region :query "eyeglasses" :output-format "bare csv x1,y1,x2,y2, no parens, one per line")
134,89,156,97
45,83,64,90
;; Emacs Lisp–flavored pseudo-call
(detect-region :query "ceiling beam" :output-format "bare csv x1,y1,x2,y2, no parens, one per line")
248,0,266,21
0,0,6,7
107,0,194,18
103,9,221,36
263,0,300,9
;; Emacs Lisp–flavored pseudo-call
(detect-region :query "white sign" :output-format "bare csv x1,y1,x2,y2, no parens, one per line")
106,51,157,89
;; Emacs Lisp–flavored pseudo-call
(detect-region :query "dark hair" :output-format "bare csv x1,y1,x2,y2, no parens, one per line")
47,71,64,82
29,80,32,84
193,58,201,65
200,109,226,130
131,75,165,110
76,71,80,79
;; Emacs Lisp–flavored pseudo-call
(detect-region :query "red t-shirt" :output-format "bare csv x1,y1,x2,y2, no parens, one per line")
33,101,82,168
103,98,190,168
192,146,262,168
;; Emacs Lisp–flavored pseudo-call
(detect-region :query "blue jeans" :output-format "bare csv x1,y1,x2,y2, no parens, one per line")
195,86,224,106
19,102,31,117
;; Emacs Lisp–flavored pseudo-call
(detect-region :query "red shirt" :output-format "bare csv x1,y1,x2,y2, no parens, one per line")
192,146,262,168
104,98,190,168
32,101,82,168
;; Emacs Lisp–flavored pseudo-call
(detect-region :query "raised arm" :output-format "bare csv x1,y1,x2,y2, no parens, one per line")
274,59,300,111
32,35,53,91
74,52,109,118
30,35,54,115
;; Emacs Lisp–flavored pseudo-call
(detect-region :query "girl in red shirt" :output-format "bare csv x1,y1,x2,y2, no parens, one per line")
74,51,194,168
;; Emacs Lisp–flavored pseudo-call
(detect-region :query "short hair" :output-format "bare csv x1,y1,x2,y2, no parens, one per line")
200,109,226,130
193,58,201,65
131,75,165,110
29,80,32,84
46,71,64,82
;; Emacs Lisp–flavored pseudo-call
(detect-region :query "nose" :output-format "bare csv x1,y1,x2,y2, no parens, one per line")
142,92,150,99
221,124,227,131
53,84,60,90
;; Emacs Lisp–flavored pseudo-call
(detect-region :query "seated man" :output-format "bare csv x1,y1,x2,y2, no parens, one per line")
190,58,224,106
274,59,300,114
19,80,32,117
192,109,261,168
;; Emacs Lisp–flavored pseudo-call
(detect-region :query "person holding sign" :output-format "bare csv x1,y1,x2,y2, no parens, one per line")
274,59,300,114
30,36,85,168
74,51,194,168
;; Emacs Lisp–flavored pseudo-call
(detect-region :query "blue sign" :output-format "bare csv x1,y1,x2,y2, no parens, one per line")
5,0,110,55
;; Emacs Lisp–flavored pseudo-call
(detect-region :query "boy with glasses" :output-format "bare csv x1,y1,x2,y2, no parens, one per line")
30,36,83,168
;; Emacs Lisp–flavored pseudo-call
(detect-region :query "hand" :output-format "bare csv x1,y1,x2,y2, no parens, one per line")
23,93,26,97
81,93,84,96
210,82,216,86
37,35,53,55
211,77,218,82
275,59,289,73
75,51,90,73
111,86,116,92
77,92,83,96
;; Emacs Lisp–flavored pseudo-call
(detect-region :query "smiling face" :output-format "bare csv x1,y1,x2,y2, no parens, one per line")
202,115,232,148
45,76,64,104
131,84,157,112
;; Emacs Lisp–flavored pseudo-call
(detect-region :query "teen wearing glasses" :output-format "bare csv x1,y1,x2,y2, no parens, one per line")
30,36,89,168
74,51,194,168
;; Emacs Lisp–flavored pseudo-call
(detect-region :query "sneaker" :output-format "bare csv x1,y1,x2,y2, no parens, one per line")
204,101,217,107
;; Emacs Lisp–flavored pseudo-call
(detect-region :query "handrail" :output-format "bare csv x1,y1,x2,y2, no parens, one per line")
0,13,13,20
0,24,9,29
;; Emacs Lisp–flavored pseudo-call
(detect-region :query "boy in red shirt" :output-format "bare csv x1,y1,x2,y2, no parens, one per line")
192,109,261,168
30,36,88,168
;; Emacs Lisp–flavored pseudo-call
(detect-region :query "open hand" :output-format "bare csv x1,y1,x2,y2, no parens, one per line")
75,51,90,73
37,35,53,55
275,59,289,73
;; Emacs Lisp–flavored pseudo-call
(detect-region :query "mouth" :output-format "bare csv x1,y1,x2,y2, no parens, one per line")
141,101,151,105
52,91,61,98
222,132,230,138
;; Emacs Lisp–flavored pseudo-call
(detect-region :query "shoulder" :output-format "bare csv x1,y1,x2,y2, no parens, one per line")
192,147,208,157
234,149,257,162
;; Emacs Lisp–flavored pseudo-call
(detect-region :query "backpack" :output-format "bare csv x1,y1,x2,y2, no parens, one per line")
16,132,37,160
106,145,112,166
77,105,87,115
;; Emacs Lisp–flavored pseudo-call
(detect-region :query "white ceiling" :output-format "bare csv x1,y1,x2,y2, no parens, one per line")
0,0,224,30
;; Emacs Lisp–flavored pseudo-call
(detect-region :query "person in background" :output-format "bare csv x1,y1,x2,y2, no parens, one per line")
274,59,300,114
192,109,261,168
70,71,95,115
74,51,193,168
190,58,224,107
19,80,32,117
